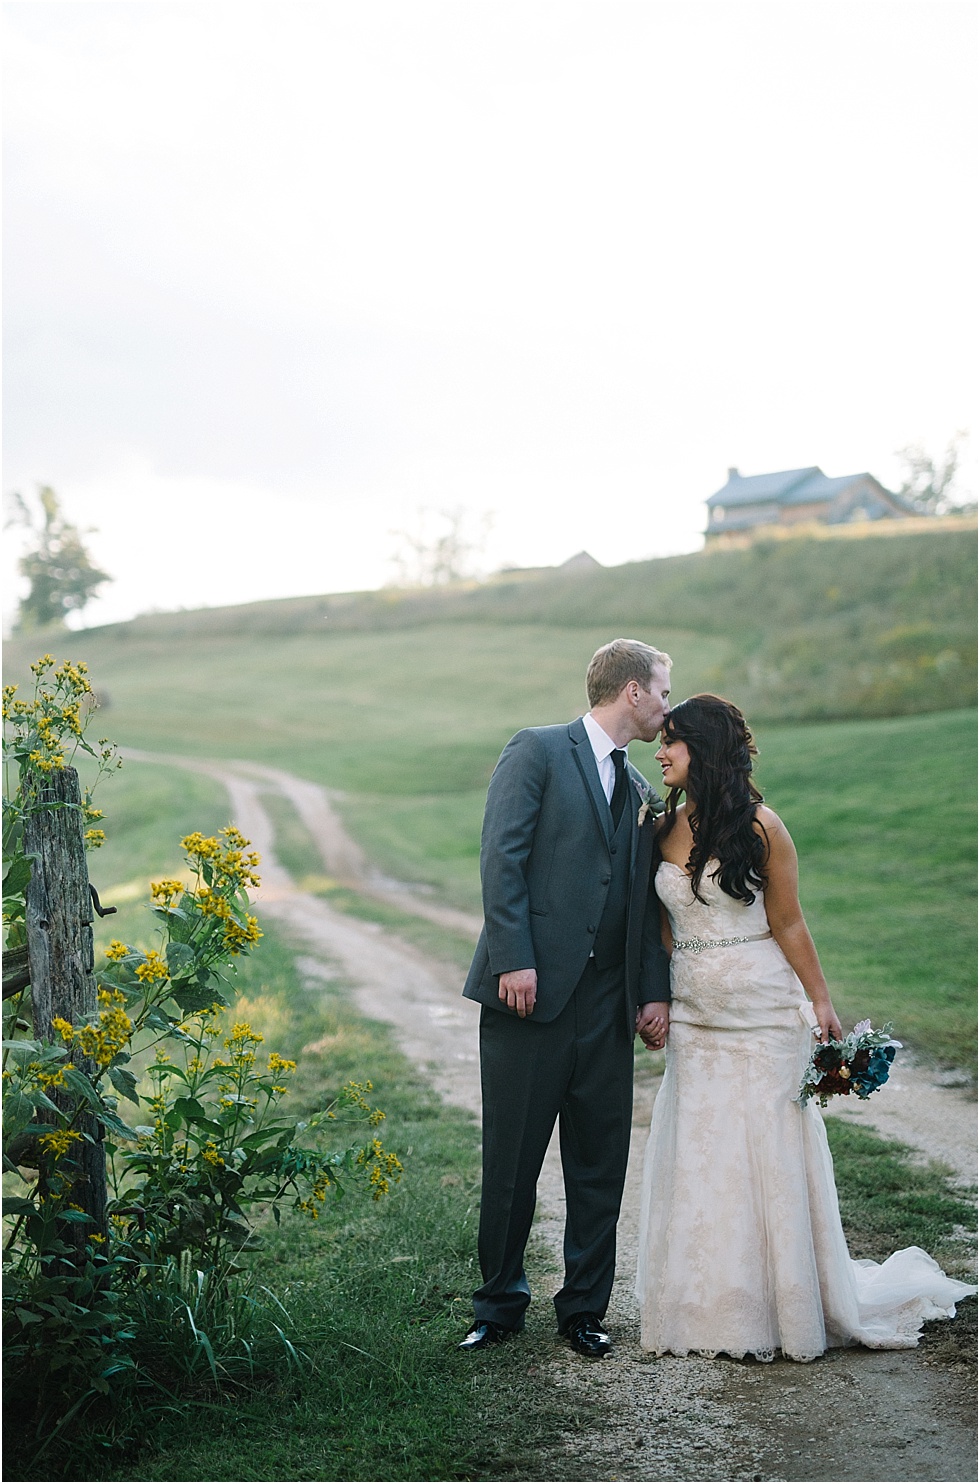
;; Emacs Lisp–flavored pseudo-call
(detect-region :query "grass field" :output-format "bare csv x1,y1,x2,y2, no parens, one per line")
17,762,971,1484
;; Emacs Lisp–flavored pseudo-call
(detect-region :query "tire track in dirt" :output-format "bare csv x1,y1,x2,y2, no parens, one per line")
124,748,978,1482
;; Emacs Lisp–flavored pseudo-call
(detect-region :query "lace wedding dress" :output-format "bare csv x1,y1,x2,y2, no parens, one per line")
635,860,976,1362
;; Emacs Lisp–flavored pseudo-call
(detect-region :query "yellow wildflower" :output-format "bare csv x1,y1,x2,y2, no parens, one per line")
38,1128,83,1159
196,886,233,919
84,829,106,848
182,832,220,859
357,1138,403,1200
222,915,262,954
201,1142,225,1168
52,1016,74,1043
151,878,185,903
267,1052,296,1076
135,949,169,984
77,996,132,1067
226,1022,263,1046
105,940,129,961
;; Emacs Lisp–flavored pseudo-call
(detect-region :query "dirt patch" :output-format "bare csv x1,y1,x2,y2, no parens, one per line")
123,749,979,1482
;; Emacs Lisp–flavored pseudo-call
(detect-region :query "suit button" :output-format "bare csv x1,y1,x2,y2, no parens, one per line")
610,846,618,855
587,925,596,934
601,876,610,885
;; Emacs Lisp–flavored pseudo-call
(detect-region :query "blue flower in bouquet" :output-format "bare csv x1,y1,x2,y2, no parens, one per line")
851,1044,896,1099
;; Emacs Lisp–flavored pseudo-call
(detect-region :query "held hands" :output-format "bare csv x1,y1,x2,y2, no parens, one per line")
636,1001,669,1050
498,968,538,1018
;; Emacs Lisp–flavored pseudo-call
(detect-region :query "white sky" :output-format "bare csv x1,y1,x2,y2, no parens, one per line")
3,0,978,628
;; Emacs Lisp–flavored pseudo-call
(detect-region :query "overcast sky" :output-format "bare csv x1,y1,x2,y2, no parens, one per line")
3,0,977,628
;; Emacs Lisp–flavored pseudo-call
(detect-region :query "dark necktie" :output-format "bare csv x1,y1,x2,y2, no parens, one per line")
610,749,628,828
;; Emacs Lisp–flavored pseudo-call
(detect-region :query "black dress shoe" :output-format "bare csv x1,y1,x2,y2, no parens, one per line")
458,1320,515,1351
565,1311,612,1357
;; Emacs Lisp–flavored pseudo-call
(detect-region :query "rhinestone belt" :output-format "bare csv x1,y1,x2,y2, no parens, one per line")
671,930,773,954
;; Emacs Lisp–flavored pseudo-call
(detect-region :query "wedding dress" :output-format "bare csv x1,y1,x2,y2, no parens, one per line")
636,860,976,1362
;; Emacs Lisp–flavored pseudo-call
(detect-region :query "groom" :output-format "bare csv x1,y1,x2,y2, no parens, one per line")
460,638,673,1357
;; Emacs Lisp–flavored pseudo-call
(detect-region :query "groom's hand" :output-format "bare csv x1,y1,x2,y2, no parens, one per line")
499,969,538,1018
636,1001,669,1049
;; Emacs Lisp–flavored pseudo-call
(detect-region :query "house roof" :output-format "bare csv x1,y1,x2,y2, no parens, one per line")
781,471,879,507
706,468,820,508
707,466,888,509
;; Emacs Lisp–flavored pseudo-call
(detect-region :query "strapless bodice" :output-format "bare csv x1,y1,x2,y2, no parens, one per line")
656,858,809,1030
656,858,771,940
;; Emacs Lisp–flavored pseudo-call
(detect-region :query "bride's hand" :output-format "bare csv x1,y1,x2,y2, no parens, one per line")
814,1001,843,1043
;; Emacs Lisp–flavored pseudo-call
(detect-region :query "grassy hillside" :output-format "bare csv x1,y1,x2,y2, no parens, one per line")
63,524,977,722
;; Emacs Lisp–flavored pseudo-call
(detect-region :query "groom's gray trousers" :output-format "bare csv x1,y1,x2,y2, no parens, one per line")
474,957,634,1333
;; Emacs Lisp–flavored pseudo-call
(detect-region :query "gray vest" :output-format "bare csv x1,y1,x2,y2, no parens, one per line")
592,799,632,970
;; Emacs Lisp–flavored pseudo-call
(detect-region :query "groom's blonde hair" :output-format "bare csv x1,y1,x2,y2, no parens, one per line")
586,638,672,707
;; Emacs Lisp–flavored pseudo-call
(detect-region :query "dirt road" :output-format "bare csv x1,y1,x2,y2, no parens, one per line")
126,749,978,1482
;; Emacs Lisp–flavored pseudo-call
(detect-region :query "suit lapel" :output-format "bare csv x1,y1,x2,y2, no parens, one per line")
568,718,613,846
625,761,642,866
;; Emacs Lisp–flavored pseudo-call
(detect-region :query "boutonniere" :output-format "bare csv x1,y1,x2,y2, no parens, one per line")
632,777,666,827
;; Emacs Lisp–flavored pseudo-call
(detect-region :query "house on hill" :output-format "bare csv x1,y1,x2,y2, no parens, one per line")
705,466,910,545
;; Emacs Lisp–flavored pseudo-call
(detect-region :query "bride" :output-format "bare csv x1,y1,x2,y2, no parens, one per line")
636,694,975,1362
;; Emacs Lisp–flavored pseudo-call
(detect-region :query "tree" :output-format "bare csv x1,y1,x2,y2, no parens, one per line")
894,431,973,516
6,487,111,630
387,504,494,587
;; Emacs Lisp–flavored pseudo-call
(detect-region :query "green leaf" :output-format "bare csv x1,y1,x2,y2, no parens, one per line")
171,981,220,1015
3,1196,38,1216
2,854,33,896
166,941,197,978
2,1039,43,1059
2,1088,39,1134
100,1106,139,1141
108,1066,141,1106
61,1063,104,1113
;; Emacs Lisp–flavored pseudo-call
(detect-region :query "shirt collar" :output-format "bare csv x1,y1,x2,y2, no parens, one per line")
583,711,621,764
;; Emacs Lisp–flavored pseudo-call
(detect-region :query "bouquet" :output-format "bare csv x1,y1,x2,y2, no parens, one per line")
797,1019,902,1107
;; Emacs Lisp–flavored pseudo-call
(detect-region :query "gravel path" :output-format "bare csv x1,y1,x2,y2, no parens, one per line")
125,749,978,1482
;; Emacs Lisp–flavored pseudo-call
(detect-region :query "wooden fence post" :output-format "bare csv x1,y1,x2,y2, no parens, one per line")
23,765,108,1248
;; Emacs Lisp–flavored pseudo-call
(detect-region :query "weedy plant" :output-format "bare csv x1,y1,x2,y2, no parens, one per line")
2,657,401,1467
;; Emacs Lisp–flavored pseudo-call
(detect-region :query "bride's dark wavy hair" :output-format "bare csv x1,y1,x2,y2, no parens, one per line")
658,694,767,905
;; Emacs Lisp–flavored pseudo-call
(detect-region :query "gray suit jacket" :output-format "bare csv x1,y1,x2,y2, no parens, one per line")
462,717,670,1027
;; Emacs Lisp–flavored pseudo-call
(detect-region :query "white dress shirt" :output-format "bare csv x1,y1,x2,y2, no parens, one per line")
582,712,626,804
